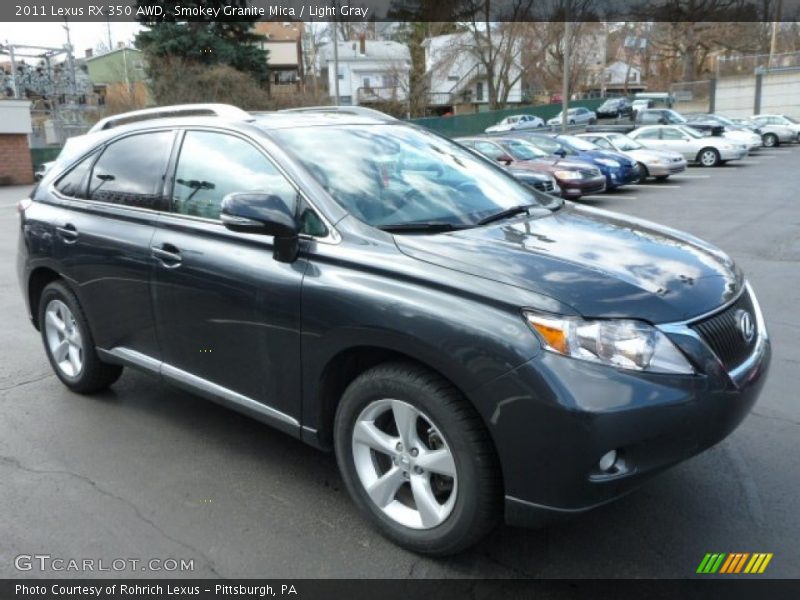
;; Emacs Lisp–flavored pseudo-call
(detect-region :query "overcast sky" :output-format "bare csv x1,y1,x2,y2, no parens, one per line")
0,22,143,59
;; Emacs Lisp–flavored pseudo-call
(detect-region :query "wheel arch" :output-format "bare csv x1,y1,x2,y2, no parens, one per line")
696,146,720,165
28,267,62,330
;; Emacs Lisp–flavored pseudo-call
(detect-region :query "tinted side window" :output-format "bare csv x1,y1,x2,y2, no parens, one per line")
661,128,685,140
475,142,504,159
635,129,660,140
55,151,99,199
89,131,173,209
171,131,296,221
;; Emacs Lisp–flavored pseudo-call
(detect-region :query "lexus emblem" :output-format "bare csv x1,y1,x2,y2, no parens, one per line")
736,310,755,344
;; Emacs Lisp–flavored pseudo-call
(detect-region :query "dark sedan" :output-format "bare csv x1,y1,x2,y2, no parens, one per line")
596,97,633,119
457,136,606,199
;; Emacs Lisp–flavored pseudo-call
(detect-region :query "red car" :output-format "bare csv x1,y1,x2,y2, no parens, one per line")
457,137,606,199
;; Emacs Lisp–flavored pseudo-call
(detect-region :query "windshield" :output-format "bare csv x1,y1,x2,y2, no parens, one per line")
608,134,642,151
503,139,549,160
783,115,798,124
665,110,687,123
270,124,549,229
557,135,598,151
677,126,704,139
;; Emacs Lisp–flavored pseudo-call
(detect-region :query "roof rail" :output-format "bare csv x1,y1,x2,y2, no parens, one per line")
88,103,252,133
278,105,399,120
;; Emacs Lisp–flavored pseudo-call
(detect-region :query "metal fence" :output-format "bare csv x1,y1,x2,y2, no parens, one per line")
717,51,800,78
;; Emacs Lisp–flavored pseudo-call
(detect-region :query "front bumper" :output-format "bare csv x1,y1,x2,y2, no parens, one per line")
471,288,771,527
647,160,687,177
719,147,748,161
559,176,606,198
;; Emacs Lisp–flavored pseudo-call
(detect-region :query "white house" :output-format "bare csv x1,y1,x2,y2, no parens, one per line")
603,61,643,87
423,31,523,110
320,38,410,106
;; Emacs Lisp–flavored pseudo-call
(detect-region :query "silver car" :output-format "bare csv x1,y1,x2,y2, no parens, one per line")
577,132,687,180
547,107,597,127
485,114,545,133
629,125,748,167
750,115,800,146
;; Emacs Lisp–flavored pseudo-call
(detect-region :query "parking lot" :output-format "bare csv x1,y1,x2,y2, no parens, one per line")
1,146,798,579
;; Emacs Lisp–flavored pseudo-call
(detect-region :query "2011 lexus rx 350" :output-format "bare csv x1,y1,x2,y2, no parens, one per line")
17,105,770,555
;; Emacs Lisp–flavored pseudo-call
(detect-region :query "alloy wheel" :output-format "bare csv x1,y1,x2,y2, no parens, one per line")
351,398,458,530
44,299,83,377
699,150,719,167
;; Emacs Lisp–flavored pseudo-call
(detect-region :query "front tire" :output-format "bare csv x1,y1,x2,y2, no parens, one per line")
39,281,123,393
697,147,721,167
334,362,500,555
763,133,778,148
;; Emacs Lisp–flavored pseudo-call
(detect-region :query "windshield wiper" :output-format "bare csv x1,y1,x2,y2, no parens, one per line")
378,222,468,234
476,204,535,226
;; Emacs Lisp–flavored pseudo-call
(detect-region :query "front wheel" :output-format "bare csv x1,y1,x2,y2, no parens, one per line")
334,362,500,555
39,281,123,393
763,133,778,148
697,148,721,167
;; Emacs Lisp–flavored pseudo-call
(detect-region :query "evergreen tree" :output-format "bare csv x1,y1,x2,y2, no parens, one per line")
135,1,268,83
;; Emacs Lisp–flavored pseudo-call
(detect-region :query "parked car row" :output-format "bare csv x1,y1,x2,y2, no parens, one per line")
469,108,798,199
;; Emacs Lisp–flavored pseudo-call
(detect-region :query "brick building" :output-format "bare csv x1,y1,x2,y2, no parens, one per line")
0,100,33,185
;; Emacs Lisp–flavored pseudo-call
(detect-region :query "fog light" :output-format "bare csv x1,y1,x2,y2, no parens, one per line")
598,450,618,472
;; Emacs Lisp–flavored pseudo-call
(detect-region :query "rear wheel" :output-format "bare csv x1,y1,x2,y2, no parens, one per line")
334,362,500,555
697,148,721,167
39,281,123,393
637,162,650,181
763,133,778,148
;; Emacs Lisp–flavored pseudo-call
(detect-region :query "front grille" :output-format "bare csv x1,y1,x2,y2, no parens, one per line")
691,289,758,371
532,181,556,193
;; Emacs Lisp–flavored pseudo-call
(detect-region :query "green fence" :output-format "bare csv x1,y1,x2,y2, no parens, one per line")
410,98,606,138
31,147,63,170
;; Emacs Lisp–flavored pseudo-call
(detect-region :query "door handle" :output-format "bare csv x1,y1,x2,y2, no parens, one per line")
151,244,182,267
56,224,79,243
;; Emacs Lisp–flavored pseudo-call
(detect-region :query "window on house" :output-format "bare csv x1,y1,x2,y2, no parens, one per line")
447,75,459,82
476,82,484,102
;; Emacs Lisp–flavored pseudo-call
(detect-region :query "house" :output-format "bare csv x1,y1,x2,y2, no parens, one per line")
423,31,523,114
600,61,646,94
85,46,150,107
254,21,305,92
320,38,410,107
0,100,34,184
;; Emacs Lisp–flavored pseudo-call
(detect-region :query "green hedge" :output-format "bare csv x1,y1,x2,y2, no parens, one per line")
31,147,63,170
410,98,606,138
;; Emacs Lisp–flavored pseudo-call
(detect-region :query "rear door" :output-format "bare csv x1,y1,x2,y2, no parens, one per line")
49,130,175,358
658,127,696,159
150,128,309,427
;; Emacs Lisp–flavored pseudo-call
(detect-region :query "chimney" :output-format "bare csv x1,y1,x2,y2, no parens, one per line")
359,34,366,56
85,48,93,58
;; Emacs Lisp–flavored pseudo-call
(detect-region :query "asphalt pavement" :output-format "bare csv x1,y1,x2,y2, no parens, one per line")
1,147,798,579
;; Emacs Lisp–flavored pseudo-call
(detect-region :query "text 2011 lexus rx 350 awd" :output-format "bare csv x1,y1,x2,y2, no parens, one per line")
17,105,770,555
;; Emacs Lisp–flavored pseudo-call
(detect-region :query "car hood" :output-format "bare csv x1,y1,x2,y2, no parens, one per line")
527,157,598,171
394,204,742,323
578,149,636,166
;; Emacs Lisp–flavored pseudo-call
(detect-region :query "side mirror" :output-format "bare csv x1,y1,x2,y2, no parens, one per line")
496,154,514,165
221,192,300,263
555,149,567,158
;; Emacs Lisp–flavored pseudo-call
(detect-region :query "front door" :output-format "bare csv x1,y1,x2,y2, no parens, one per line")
150,129,307,425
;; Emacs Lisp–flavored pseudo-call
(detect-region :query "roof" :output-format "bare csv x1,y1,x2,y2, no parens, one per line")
320,40,410,63
254,21,305,41
85,46,142,62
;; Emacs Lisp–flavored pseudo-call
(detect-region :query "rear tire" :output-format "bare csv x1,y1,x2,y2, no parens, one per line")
334,362,501,555
697,148,721,167
39,281,123,394
637,162,650,181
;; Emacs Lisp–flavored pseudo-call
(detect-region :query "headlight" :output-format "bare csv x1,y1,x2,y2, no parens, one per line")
524,312,694,374
553,170,581,180
595,158,620,168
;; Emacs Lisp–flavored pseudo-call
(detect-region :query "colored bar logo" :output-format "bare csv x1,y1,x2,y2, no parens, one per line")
697,552,773,574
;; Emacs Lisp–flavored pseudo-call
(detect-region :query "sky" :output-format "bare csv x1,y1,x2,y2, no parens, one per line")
0,22,143,60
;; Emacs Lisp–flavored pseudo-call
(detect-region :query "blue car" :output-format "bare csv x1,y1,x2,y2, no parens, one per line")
506,132,641,190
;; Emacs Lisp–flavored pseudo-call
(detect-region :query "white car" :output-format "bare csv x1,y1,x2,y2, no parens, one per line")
751,114,800,141
577,132,687,180
547,107,597,127
629,125,748,167
720,128,763,151
485,114,545,133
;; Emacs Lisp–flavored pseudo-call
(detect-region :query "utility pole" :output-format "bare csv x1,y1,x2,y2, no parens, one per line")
768,0,782,68
8,44,19,98
106,18,113,51
62,19,77,100
332,1,340,105
561,12,571,132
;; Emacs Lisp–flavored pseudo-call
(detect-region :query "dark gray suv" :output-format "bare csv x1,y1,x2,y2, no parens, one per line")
17,104,770,555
